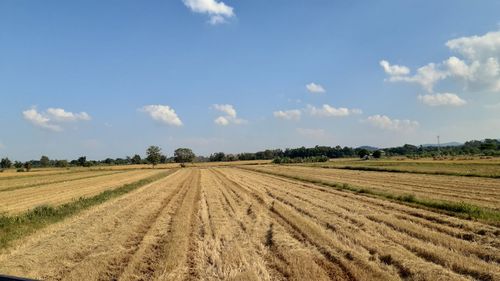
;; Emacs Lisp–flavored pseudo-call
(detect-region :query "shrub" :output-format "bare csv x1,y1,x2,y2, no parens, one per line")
272,156,329,164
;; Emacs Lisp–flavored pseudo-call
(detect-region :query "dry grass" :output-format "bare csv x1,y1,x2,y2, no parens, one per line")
0,167,498,280
303,157,500,178
0,170,124,192
244,165,500,211
0,169,164,214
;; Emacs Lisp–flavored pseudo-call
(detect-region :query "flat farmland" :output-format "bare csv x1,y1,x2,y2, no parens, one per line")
303,158,500,178
244,165,500,211
0,169,164,214
0,170,125,192
0,167,498,281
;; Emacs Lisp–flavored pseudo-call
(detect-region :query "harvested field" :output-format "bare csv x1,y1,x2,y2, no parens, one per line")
0,167,498,281
0,170,125,192
0,169,164,214
0,168,82,179
303,158,500,178
244,165,500,211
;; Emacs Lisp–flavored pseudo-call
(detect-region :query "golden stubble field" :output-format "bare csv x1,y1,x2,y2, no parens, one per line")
244,165,500,210
0,167,498,281
0,169,164,214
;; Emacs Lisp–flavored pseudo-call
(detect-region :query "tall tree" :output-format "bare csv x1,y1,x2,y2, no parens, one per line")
77,156,87,167
131,154,142,164
146,146,162,168
40,155,50,167
174,148,195,163
0,157,12,169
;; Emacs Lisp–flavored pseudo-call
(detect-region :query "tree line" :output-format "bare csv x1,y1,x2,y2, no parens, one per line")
0,146,196,171
1,139,499,171
207,138,500,162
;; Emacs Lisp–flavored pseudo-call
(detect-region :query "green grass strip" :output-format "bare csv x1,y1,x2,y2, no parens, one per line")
241,167,500,224
0,169,176,249
299,164,500,178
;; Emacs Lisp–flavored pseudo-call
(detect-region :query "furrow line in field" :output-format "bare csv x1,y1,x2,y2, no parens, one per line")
93,170,190,281
212,169,360,281
211,169,326,280
229,168,500,281
242,167,499,231
152,169,201,281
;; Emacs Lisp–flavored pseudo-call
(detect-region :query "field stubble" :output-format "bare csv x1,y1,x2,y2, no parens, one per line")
0,167,498,281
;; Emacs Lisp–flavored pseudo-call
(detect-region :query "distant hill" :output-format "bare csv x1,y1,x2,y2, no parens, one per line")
357,146,379,151
421,142,463,147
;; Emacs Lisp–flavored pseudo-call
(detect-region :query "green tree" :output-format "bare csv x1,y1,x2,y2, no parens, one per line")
357,149,370,159
0,157,12,169
372,150,382,159
160,154,168,164
14,161,23,169
77,156,87,167
210,152,225,162
24,161,32,172
40,155,50,167
131,154,142,165
146,146,162,168
55,160,68,168
174,148,195,163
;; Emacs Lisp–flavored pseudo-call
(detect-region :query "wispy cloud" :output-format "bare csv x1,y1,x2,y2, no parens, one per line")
380,60,410,76
22,107,91,132
47,108,91,122
306,104,362,117
418,93,467,107
273,109,301,121
366,115,419,131
380,30,500,108
212,104,246,126
182,0,235,25
306,82,326,94
140,105,183,127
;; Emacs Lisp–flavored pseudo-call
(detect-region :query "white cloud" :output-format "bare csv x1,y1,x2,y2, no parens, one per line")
380,60,410,76
418,93,467,107
213,104,237,118
366,115,419,131
214,116,229,126
306,82,326,94
381,30,500,95
182,0,234,25
140,105,183,127
307,104,362,117
213,104,246,126
47,108,91,122
273,109,301,121
446,31,500,61
22,107,91,132
0,142,5,149
444,56,477,79
23,108,62,132
383,61,448,92
296,128,327,139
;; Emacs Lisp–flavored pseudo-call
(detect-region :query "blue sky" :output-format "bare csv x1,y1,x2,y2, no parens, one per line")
1,0,500,160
